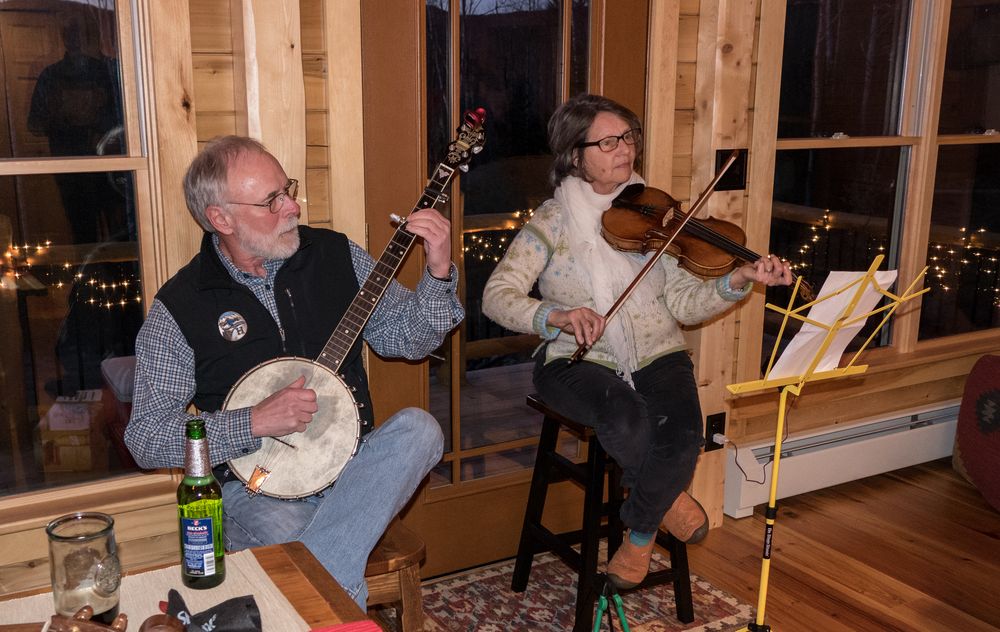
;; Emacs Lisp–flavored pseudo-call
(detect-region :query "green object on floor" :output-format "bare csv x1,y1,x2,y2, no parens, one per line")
593,577,630,632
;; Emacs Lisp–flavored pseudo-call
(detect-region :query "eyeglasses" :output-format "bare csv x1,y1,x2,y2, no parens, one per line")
228,179,298,214
575,128,641,152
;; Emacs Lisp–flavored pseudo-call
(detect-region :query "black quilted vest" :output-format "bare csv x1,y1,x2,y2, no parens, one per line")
156,226,375,435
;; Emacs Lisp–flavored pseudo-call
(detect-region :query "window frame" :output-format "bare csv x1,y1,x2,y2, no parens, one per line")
732,0,1000,447
752,0,1000,369
0,0,189,574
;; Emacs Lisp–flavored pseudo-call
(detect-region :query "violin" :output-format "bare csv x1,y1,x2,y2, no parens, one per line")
570,150,811,363
601,184,815,300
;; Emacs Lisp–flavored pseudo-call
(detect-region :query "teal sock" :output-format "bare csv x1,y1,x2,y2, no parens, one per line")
629,530,654,546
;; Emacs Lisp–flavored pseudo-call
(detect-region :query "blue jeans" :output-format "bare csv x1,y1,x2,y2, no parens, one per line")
534,351,704,533
222,408,443,608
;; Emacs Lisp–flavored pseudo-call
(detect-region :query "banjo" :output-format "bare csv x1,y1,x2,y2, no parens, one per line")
223,108,486,498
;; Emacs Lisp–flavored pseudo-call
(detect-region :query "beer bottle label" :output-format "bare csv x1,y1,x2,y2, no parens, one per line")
181,517,217,576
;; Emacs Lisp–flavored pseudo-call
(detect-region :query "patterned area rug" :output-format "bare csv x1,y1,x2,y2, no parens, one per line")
415,544,753,631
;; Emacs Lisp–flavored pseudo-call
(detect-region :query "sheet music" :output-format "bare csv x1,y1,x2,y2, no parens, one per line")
768,270,897,380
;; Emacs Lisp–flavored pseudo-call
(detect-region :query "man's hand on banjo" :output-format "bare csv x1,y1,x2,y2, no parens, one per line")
404,208,452,280
250,375,318,437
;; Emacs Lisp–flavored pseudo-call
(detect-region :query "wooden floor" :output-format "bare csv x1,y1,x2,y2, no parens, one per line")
687,459,1000,631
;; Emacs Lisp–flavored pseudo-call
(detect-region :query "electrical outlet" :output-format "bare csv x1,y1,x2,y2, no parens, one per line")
704,412,726,451
714,148,748,191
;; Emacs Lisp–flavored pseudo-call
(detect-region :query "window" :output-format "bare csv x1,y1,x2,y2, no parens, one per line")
919,0,1000,339
765,0,1000,357
425,0,590,485
777,0,909,138
920,143,1000,338
1,1,146,496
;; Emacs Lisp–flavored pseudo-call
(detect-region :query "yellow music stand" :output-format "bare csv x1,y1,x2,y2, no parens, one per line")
728,255,928,632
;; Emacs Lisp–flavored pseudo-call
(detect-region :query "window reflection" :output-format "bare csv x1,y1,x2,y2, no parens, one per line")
938,1,1000,135
919,144,1000,339
455,2,560,480
426,1,591,485
426,0,454,485
7,2,126,160
766,148,903,363
1,172,141,496
779,0,909,138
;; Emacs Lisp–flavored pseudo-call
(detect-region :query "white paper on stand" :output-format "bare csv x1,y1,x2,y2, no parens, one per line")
768,270,897,380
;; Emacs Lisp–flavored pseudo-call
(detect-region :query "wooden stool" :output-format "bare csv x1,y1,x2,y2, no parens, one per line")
511,395,694,632
365,520,425,632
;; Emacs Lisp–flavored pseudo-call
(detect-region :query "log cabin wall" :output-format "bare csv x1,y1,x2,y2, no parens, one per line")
189,0,364,241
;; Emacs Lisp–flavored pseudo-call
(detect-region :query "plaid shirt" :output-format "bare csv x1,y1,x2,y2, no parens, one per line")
126,234,463,469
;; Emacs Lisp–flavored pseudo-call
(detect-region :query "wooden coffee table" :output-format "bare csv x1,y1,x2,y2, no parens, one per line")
0,542,369,631
252,541,370,626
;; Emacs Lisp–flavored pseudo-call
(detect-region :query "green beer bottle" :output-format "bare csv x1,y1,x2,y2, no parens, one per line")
177,419,225,588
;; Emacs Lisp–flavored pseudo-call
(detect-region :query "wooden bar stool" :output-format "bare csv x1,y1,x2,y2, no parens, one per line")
511,395,694,632
365,520,425,632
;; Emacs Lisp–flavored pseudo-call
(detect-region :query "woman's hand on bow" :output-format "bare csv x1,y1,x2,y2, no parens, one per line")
548,307,606,347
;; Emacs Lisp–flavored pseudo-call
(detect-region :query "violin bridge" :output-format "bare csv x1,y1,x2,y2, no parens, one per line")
244,465,271,496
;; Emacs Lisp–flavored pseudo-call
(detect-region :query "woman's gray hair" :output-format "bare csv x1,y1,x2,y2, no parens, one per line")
547,93,643,188
183,135,270,232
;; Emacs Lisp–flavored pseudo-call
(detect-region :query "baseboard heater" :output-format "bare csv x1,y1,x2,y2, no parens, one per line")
723,403,960,518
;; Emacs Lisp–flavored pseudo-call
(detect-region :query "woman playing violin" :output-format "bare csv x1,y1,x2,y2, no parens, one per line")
482,93,792,590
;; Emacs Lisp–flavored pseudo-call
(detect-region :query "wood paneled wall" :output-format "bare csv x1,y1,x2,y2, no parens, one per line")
189,0,353,235
4,0,998,595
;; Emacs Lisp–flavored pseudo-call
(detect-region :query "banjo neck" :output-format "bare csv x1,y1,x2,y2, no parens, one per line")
316,108,486,374
225,108,485,498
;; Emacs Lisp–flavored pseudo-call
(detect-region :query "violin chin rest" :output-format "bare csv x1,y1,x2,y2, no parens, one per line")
617,183,646,200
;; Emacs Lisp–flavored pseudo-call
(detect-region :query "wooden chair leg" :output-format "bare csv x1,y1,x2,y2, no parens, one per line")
607,463,625,559
397,562,424,632
365,521,426,630
572,438,606,632
669,533,694,623
512,416,560,592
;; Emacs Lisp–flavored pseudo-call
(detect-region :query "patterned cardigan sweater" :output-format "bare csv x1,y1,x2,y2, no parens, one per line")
482,198,751,371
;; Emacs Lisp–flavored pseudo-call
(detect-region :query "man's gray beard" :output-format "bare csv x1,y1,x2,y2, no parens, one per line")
235,220,300,260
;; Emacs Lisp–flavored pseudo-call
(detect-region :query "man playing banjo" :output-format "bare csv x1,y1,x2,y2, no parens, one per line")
125,136,464,607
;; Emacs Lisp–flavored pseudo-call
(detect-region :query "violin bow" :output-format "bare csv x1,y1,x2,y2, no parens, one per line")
570,149,741,362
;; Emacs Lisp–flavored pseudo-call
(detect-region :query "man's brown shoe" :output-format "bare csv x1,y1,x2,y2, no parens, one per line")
606,531,655,590
660,491,709,544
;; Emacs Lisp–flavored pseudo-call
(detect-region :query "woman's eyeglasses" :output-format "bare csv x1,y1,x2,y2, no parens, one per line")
575,129,641,152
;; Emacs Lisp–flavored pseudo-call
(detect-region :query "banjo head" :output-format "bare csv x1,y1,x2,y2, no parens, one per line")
223,357,361,498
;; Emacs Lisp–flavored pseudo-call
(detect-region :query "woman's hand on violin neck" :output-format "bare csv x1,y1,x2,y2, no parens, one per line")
730,254,794,290
548,307,607,347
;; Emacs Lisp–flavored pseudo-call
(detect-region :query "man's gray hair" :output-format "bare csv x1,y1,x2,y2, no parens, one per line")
183,135,270,232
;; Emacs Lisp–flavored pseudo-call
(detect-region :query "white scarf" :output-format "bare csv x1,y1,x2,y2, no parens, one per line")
554,173,659,386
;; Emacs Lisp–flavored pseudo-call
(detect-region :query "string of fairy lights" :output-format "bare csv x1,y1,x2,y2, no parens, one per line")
3,209,997,311
461,207,1000,307
462,208,533,262
927,228,1000,307
2,242,143,311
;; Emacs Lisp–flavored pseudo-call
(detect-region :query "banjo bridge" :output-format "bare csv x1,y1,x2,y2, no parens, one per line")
245,465,272,496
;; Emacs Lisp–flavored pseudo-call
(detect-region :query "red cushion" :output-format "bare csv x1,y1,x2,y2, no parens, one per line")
955,354,1000,512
